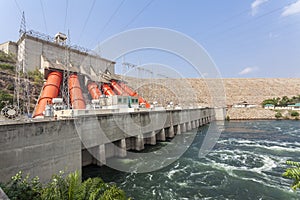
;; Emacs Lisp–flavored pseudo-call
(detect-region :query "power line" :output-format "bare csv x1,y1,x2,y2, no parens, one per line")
199,2,295,42
14,0,22,15
78,0,96,41
122,0,155,30
39,0,48,33
64,0,69,32
194,7,251,38
97,0,126,36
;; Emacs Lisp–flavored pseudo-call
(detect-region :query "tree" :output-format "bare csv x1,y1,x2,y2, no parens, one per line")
283,161,300,191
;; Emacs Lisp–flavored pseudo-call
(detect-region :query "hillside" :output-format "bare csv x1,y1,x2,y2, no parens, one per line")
126,78,300,107
0,51,42,113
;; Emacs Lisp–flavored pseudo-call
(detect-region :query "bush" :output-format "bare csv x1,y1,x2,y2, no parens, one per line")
28,69,44,86
0,171,42,200
0,50,16,63
1,171,129,200
226,116,230,121
0,63,15,72
291,111,299,117
275,112,282,119
283,161,300,191
0,90,13,110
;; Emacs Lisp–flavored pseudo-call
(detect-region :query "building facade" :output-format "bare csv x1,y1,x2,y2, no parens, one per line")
0,32,115,74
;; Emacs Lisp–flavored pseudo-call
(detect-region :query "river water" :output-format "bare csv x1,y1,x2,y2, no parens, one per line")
83,120,300,199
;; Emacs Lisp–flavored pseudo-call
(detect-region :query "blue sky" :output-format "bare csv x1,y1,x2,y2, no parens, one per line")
0,0,299,78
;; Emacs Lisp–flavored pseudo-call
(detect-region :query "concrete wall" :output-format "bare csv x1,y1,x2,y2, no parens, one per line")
0,120,81,183
0,41,17,55
0,108,214,183
17,35,114,73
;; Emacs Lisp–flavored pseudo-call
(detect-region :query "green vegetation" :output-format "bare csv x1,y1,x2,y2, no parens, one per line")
262,95,300,107
283,161,300,191
0,50,16,63
0,171,129,200
0,63,15,72
275,112,282,119
226,115,230,121
291,111,299,117
0,89,13,110
28,69,44,86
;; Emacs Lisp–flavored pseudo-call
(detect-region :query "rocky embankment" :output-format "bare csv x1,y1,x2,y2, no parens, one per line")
226,107,276,120
126,77,300,120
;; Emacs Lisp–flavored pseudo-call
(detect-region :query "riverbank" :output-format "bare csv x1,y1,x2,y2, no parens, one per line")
226,107,299,120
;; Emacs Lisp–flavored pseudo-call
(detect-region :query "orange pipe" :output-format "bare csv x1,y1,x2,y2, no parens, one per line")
69,74,86,109
119,82,150,108
33,71,62,118
111,80,128,96
102,84,115,96
87,82,102,99
119,82,137,96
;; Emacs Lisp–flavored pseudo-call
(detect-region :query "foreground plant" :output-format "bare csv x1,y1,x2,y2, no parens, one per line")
283,160,300,191
0,171,128,200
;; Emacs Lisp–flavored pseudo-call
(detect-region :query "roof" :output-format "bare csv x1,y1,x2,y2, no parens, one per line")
264,104,274,106
288,103,300,107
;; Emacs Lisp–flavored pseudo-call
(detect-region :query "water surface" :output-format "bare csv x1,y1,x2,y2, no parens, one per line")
84,120,300,199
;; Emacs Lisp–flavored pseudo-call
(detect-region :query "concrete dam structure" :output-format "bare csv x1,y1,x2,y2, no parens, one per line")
0,108,216,183
0,30,225,182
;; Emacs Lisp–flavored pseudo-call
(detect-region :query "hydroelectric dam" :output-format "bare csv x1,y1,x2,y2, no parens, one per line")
0,31,225,182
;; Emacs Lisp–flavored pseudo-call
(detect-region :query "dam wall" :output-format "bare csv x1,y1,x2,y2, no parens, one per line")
0,108,215,182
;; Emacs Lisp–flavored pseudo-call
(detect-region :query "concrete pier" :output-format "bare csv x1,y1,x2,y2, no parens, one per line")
168,125,175,138
98,145,106,165
135,134,144,151
182,123,187,133
157,128,166,141
187,121,192,131
150,131,156,145
0,107,217,182
176,124,181,135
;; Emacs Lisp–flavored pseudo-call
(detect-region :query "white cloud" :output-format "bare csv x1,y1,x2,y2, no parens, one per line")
238,67,258,75
251,0,269,15
282,0,300,17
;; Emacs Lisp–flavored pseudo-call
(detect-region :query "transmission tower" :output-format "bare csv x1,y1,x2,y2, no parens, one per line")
62,30,70,109
14,11,28,117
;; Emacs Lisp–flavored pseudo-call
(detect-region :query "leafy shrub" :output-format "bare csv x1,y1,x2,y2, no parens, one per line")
0,63,14,72
28,69,44,86
0,50,16,63
0,171,42,200
1,171,129,200
275,112,282,119
0,90,13,109
291,111,299,117
283,161,300,191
